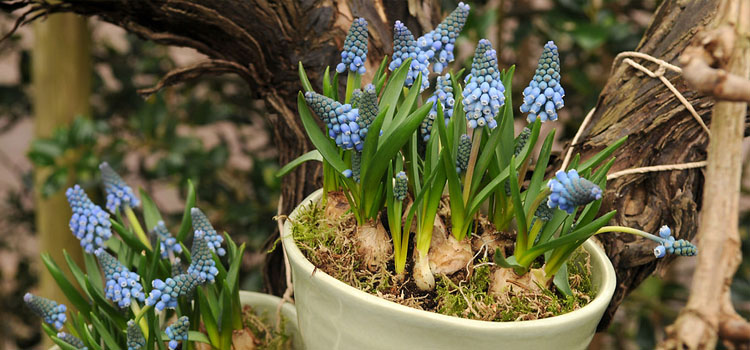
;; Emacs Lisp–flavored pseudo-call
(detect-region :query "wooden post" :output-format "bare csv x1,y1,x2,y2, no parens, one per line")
32,13,90,347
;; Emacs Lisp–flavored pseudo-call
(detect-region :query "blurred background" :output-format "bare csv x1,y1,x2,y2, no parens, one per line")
1,0,748,349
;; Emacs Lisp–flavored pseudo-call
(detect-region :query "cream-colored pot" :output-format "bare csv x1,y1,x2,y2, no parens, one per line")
282,189,616,350
51,291,302,349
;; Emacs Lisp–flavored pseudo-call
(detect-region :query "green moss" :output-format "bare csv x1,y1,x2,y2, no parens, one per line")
435,262,497,320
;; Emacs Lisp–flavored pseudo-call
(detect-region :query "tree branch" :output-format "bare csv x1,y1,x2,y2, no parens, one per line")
137,59,253,97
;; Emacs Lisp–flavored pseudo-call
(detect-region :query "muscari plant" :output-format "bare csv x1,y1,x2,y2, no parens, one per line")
284,3,697,297
25,164,247,350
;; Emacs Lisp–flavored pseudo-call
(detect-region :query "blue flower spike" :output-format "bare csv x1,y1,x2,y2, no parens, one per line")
336,18,368,75
165,316,190,350
57,332,87,349
24,293,67,330
653,225,698,258
95,249,145,308
144,273,203,311
394,171,408,201
187,230,219,283
99,162,140,213
520,41,565,123
65,185,113,253
127,320,146,350
190,208,225,256
456,134,471,173
304,91,363,151
547,169,602,214
390,20,430,91
462,39,505,129
417,2,470,73
421,74,456,141
152,220,182,259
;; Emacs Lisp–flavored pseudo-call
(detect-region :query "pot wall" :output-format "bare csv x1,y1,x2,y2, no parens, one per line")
283,189,617,350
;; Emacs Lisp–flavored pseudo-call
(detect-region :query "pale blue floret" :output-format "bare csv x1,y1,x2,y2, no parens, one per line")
653,225,698,258
191,208,225,256
520,41,565,123
389,20,430,91
24,293,67,330
304,91,364,151
57,332,87,349
421,74,455,141
461,39,505,129
187,230,219,283
546,169,602,214
165,316,190,350
336,18,368,75
416,2,470,73
126,320,145,350
95,249,145,308
99,162,140,213
151,220,183,259
144,273,203,311
65,185,112,254
342,169,353,178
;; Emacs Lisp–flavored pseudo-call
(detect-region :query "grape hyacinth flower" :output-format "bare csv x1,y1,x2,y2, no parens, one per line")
456,134,471,173
165,316,190,350
304,91,363,151
24,293,66,330
462,39,505,129
336,17,368,75
100,162,140,213
171,257,184,276
653,226,698,258
389,21,430,91
520,41,565,123
145,273,203,311
547,169,602,214
65,185,113,253
187,230,219,283
191,208,225,256
394,171,408,201
417,2,470,73
151,220,182,259
96,249,145,308
126,320,145,350
421,74,455,141
351,151,362,183
57,332,87,349
356,84,378,141
535,202,555,222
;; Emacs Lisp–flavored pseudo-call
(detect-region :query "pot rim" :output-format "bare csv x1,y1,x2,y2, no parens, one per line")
282,189,617,330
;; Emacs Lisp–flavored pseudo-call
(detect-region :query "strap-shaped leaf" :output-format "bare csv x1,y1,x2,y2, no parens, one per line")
524,130,555,213
297,92,348,173
509,156,528,253
140,189,163,232
380,73,421,143
176,179,196,242
41,253,92,316
276,150,322,178
379,58,412,127
89,314,120,350
493,248,524,269
553,262,573,296
578,136,627,173
298,61,314,92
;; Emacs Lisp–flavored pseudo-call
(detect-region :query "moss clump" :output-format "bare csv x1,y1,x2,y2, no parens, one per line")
291,202,393,293
436,262,498,320
241,305,292,350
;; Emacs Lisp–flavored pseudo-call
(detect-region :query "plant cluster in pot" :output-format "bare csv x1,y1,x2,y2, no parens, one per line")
280,3,698,349
25,164,302,350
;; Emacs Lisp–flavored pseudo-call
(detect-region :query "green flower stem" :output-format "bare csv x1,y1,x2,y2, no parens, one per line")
344,72,361,104
389,199,407,274
594,226,664,243
527,219,544,250
125,206,152,250
132,303,151,338
462,129,483,205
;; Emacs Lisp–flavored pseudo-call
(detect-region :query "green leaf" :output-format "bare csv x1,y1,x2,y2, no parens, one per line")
111,219,149,252
577,136,627,173
177,179,196,242
276,150,322,177
297,92,348,173
298,61,314,92
197,288,220,345
83,253,103,294
140,189,163,232
63,250,90,299
322,66,333,97
509,156,527,249
41,253,92,316
159,331,212,344
28,139,63,166
493,248,524,269
89,314,120,350
553,262,573,296
83,279,128,328
378,58,411,127
524,130,555,213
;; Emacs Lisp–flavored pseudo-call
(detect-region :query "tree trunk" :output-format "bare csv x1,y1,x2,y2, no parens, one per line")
3,0,740,329
32,13,90,349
